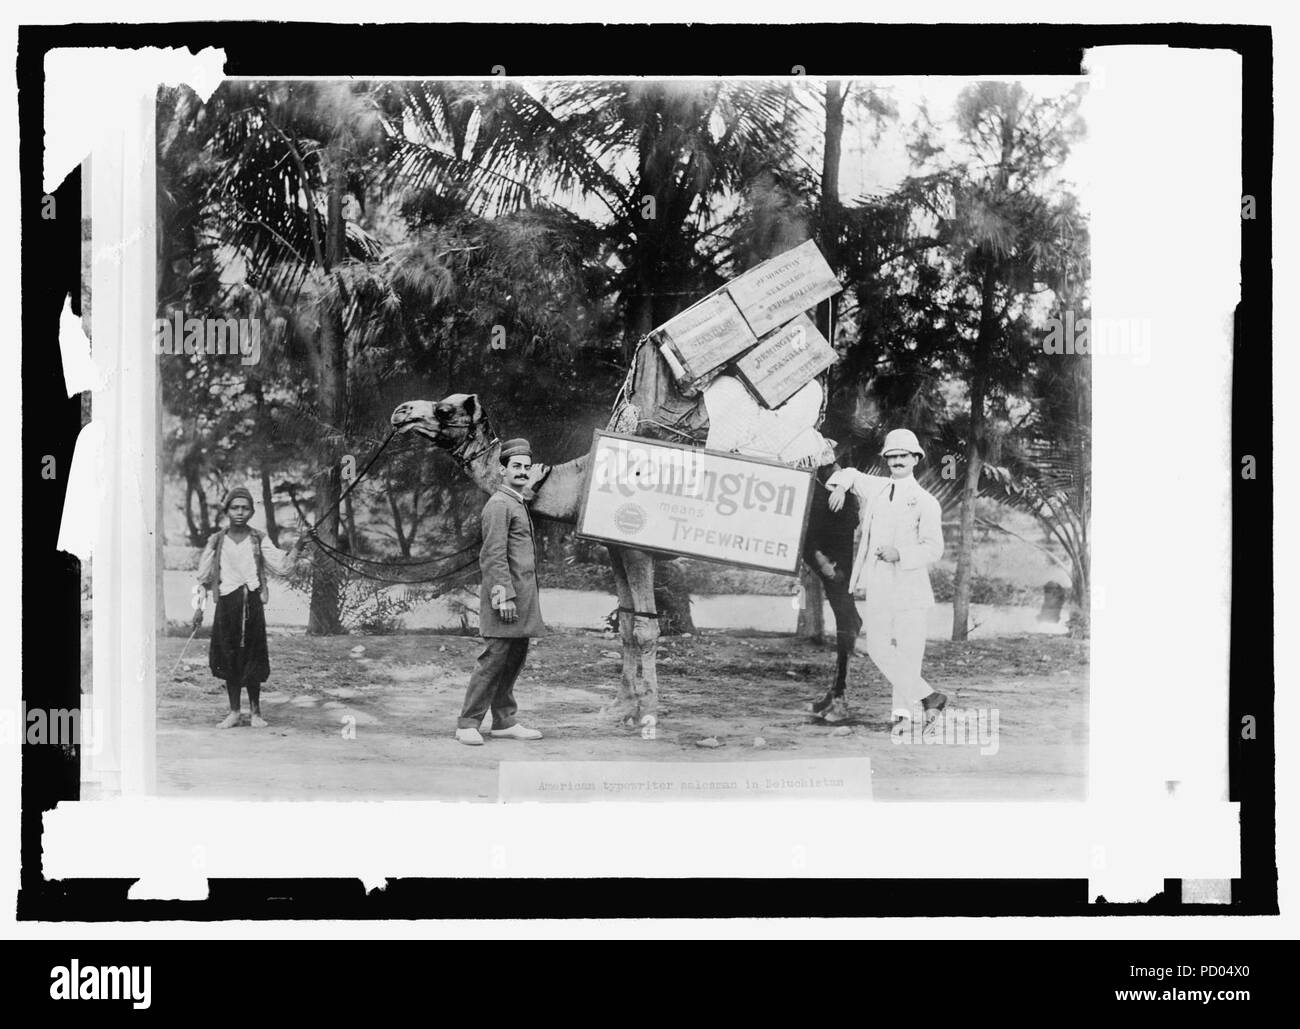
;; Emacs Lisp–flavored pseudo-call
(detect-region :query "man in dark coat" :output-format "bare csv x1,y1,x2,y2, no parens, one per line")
456,438,548,745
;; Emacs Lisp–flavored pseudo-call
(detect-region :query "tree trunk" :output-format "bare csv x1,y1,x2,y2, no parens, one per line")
1069,583,1090,638
306,463,344,635
260,466,280,547
795,565,825,641
184,480,200,546
951,425,982,641
951,266,995,642
817,81,846,372
386,476,411,558
344,493,358,554
184,467,210,546
629,274,655,358
306,143,349,635
798,80,844,642
653,558,696,636
198,478,211,537
820,82,844,268
307,306,347,634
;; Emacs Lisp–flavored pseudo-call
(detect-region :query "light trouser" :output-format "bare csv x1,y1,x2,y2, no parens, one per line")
862,605,932,716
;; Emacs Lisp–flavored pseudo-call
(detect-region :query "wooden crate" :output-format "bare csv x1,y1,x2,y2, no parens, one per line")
733,313,836,409
649,288,757,384
726,239,842,338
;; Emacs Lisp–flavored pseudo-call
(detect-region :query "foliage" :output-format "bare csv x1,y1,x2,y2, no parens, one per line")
156,77,1090,641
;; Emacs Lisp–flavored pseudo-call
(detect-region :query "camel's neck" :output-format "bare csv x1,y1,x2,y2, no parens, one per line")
458,435,505,496
529,454,588,523
456,430,586,524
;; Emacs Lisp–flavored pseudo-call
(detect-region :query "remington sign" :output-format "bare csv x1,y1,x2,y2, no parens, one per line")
576,432,814,574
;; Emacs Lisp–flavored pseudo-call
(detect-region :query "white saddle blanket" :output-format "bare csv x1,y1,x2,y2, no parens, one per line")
703,375,832,467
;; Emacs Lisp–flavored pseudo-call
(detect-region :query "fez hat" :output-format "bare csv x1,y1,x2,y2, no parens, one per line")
223,485,255,510
500,438,532,460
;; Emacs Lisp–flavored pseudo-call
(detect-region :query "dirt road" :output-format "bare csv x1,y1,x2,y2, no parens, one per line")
156,630,1087,802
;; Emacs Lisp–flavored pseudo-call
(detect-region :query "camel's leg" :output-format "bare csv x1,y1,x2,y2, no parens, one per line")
805,477,862,715
622,548,661,727
823,567,862,703
603,546,642,725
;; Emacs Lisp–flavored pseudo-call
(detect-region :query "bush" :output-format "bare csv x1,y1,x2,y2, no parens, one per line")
930,567,1038,606
337,580,437,635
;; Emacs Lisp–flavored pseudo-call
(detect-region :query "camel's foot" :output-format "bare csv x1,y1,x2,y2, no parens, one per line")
819,697,852,724
806,689,838,715
600,696,641,727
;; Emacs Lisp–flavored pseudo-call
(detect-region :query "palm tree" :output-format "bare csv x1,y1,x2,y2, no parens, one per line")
388,80,810,351
162,81,389,632
922,82,1087,640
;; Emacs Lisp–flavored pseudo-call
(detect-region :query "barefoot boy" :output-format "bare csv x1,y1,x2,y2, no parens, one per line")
194,486,311,728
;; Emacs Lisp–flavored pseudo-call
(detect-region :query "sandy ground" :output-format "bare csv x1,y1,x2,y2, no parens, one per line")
156,629,1087,802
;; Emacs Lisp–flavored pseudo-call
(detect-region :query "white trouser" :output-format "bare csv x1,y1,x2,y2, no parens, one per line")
861,605,931,716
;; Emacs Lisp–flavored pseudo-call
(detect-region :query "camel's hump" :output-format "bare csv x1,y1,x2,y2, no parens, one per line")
610,339,833,469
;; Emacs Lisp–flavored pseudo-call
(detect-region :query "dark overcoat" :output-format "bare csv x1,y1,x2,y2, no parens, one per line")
478,485,547,638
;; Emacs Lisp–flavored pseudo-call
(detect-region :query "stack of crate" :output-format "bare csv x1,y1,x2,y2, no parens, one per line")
649,239,842,410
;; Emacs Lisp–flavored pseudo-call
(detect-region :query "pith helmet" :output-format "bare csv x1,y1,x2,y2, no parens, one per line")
880,428,924,458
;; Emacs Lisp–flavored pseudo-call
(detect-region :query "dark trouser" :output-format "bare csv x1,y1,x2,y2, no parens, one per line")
210,586,270,713
458,637,528,729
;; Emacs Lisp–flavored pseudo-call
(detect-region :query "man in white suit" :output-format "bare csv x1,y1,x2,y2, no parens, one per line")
826,429,948,723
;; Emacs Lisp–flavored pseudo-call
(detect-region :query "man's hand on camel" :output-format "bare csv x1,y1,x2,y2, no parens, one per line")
827,484,847,513
498,600,518,623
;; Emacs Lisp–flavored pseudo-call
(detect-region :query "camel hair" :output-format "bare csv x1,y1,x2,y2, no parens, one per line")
391,392,863,729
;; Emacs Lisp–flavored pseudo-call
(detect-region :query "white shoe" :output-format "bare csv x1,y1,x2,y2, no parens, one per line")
455,727,484,746
490,724,543,740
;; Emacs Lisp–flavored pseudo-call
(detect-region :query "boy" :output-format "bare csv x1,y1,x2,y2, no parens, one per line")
826,429,947,723
194,486,311,728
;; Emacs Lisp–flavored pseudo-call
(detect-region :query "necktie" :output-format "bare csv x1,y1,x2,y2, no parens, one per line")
889,483,895,501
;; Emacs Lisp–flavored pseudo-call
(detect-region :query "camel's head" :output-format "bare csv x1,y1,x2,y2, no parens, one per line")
390,393,487,451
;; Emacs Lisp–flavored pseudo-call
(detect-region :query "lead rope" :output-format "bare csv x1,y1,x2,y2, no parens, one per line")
303,427,401,537
290,424,497,586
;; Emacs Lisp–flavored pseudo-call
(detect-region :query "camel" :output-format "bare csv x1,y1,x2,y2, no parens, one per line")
390,392,863,730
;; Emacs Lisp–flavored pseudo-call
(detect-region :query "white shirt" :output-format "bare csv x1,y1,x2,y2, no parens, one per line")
826,469,945,607
196,532,296,597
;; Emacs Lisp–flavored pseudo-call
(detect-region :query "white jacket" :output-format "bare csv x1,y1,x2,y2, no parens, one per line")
826,470,944,608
